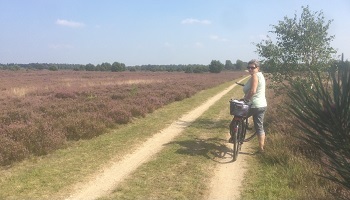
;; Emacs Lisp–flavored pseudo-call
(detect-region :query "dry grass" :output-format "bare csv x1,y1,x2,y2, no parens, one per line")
241,84,349,199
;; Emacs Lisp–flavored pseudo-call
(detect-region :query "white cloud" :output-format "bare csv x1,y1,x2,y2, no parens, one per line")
56,19,85,28
181,18,211,25
210,35,229,42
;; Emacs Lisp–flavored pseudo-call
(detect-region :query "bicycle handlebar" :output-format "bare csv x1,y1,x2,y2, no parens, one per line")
235,82,245,86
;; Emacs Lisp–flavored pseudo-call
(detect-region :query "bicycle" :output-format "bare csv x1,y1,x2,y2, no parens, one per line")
228,83,257,161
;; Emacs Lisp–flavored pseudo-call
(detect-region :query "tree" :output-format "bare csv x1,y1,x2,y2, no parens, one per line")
111,62,126,72
85,63,95,71
225,60,234,70
209,60,224,73
258,5,350,191
235,59,244,70
48,65,58,71
256,6,336,90
99,62,112,71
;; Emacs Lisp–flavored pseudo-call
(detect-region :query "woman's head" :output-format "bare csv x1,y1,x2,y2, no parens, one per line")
247,59,260,74
248,59,260,68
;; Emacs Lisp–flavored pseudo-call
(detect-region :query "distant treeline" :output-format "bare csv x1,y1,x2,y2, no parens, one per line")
0,59,248,73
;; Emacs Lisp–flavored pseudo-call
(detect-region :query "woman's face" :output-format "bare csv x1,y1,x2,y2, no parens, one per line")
247,64,258,75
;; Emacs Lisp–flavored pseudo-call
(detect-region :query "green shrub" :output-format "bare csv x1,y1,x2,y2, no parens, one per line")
289,62,350,190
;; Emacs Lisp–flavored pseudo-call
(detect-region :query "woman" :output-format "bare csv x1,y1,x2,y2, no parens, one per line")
243,59,267,152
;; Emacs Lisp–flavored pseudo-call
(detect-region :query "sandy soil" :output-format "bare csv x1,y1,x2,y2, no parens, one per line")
66,78,249,200
207,142,252,200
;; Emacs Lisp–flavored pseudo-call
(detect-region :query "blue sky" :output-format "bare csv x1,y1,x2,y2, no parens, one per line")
1,0,349,66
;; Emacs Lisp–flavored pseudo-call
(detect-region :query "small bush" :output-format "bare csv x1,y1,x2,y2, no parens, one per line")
107,108,132,124
23,123,66,155
130,105,147,118
1,110,32,125
63,116,107,140
54,92,76,99
0,133,28,165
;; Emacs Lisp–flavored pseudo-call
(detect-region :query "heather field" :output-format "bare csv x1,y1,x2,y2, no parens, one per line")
0,70,245,165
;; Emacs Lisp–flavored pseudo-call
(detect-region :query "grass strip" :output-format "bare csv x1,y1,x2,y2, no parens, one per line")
0,78,244,199
241,125,338,199
98,81,246,199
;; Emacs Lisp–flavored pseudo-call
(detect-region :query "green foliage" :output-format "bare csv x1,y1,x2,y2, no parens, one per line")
288,61,350,190
184,65,209,73
224,60,234,70
48,65,58,71
85,63,95,71
209,60,224,73
134,64,208,73
96,62,112,71
235,59,244,70
255,4,349,194
256,6,336,90
111,62,126,72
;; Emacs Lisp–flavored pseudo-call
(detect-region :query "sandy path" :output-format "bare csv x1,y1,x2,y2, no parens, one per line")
207,142,253,200
66,77,248,200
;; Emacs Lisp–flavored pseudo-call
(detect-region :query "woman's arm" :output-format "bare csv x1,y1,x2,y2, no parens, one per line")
244,74,258,100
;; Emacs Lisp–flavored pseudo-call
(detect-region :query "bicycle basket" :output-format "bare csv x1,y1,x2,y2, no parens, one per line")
230,100,250,117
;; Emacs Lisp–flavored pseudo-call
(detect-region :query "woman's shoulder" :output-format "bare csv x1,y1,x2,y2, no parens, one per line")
252,73,259,79
256,72,265,78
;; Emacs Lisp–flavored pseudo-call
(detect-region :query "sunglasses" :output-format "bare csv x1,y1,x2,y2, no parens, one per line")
247,66,257,70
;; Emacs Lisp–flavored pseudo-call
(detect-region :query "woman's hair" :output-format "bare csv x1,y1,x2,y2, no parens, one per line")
248,59,260,68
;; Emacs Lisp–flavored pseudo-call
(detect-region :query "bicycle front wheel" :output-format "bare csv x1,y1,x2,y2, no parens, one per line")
230,120,242,161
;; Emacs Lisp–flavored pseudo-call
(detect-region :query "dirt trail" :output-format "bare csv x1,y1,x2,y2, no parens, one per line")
207,142,253,200
66,77,248,200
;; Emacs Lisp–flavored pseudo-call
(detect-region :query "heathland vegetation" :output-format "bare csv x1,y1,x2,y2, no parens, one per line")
0,70,245,166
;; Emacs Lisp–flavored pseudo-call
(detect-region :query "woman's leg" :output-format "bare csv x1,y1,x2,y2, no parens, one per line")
253,107,267,151
258,133,265,151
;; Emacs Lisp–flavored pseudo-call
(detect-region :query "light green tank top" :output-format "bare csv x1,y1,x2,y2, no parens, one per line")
243,72,267,108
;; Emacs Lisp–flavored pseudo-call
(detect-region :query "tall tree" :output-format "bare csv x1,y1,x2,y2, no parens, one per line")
257,5,350,191
112,62,126,72
209,60,224,73
225,60,234,70
235,59,244,70
256,6,336,90
85,63,95,71
100,62,112,71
